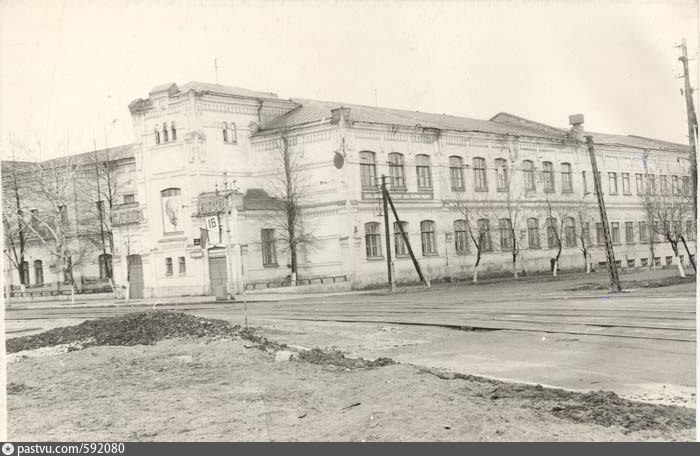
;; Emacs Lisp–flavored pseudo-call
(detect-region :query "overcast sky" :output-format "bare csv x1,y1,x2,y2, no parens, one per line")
0,0,698,159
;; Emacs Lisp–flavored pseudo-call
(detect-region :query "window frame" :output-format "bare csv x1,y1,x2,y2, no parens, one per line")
527,218,540,249
561,163,573,193
625,222,634,244
165,257,173,276
449,156,465,191
542,162,555,193
495,158,509,192
420,220,437,255
473,157,487,191
365,222,383,259
388,153,406,190
415,154,433,190
359,151,377,190
608,172,618,195
394,221,409,257
454,220,468,254
523,160,535,191
621,173,631,195
261,229,278,266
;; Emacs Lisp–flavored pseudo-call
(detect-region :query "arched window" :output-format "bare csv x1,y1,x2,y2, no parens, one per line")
454,220,468,254
416,155,432,190
388,153,405,189
99,253,112,279
162,122,169,142
171,122,177,141
542,162,554,192
449,156,464,190
394,221,409,256
222,122,229,142
420,220,436,255
365,222,382,258
473,157,487,191
499,218,513,250
229,123,237,143
360,151,377,189
564,217,576,247
34,260,43,286
546,217,559,249
527,218,540,249
477,218,492,251
154,127,161,145
495,158,508,191
561,163,573,192
523,160,535,191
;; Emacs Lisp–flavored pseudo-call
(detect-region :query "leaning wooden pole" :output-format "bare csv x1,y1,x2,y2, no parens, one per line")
380,176,395,292
586,135,622,292
386,190,430,288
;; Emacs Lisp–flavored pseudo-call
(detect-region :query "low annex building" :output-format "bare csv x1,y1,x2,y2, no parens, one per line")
2,81,695,298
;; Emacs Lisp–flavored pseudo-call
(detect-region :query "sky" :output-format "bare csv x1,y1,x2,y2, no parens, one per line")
0,0,698,160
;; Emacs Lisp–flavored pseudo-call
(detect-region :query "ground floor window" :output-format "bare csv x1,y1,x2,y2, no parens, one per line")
527,218,540,249
420,220,436,255
20,260,30,286
393,221,409,256
165,257,173,276
261,229,277,266
34,260,43,286
99,253,112,279
454,220,468,254
365,222,382,258
179,256,186,274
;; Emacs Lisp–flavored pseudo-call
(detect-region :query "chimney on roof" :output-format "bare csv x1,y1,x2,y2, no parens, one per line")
330,107,351,125
568,114,585,141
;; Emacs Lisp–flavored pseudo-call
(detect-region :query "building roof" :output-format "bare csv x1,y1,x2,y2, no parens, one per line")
1,144,136,175
175,81,281,100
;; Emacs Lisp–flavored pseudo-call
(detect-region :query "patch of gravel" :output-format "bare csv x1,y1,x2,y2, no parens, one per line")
298,348,396,369
565,275,696,292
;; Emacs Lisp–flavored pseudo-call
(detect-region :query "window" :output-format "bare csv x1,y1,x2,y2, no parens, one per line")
123,194,135,204
523,160,535,191
611,222,620,244
416,155,432,190
34,260,43,286
660,175,669,194
162,122,169,142
682,176,690,195
222,122,229,143
561,163,573,193
582,171,589,194
449,156,464,190
641,258,649,267
672,176,679,194
673,220,683,237
635,173,644,195
388,153,405,189
179,257,186,274
686,220,695,240
261,229,277,265
564,217,576,248
625,222,634,244
221,122,236,143
19,261,30,285
596,222,604,246
454,220,468,254
477,219,492,251
365,222,382,258
608,172,618,194
627,259,635,268
98,254,112,279
639,221,649,242
58,205,68,225
499,218,514,250
165,257,173,276
582,222,591,246
622,173,630,195
96,200,105,218
666,256,673,266
394,221,409,256
647,175,656,195
527,218,540,249
420,220,436,255
542,162,554,192
495,158,508,191
154,127,160,145
360,151,377,189
473,157,487,191
546,217,559,249
171,122,177,141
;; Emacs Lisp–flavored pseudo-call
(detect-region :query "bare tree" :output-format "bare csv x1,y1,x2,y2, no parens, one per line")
491,164,527,279
262,129,316,282
2,154,30,292
446,189,492,283
571,193,596,273
544,196,570,277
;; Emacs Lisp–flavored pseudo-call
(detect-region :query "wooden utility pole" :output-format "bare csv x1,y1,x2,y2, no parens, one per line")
677,38,698,224
586,136,622,292
380,175,395,292
386,189,430,288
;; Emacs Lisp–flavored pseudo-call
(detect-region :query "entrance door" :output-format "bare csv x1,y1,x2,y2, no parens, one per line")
127,255,144,299
208,255,228,300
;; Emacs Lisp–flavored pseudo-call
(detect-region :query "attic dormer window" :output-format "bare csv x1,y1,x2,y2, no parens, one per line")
162,122,169,142
223,122,237,144
154,127,161,145
171,122,177,141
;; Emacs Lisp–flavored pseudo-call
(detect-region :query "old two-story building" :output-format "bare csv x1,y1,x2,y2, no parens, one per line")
3,80,695,298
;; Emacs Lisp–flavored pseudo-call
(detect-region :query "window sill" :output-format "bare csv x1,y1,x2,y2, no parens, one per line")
562,190,574,194
390,187,408,192
417,188,433,192
451,187,465,192
224,141,238,145
474,188,488,192
366,257,385,261
263,263,279,268
422,253,439,257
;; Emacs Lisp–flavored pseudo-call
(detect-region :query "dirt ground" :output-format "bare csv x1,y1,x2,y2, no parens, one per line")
5,332,695,441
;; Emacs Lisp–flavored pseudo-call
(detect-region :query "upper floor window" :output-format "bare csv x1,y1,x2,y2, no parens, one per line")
495,158,508,191
660,175,668,194
359,151,377,189
388,153,405,189
611,222,620,244
416,155,432,190
635,173,644,195
647,174,656,195
561,163,573,193
608,172,618,194
154,127,161,145
171,122,177,141
123,193,135,204
161,188,182,233
582,171,589,194
682,176,690,195
542,162,554,193
222,122,238,144
473,157,487,191
449,156,465,190
672,175,680,194
162,122,169,143
523,160,535,191
365,222,382,258
622,173,631,195
420,220,436,255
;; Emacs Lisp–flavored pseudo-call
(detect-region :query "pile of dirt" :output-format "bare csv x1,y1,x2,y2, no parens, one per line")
565,275,696,292
298,348,396,369
486,382,695,432
6,311,244,354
